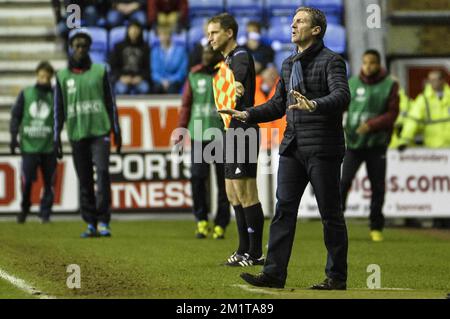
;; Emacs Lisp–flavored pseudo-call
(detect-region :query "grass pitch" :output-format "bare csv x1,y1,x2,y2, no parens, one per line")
0,218,449,299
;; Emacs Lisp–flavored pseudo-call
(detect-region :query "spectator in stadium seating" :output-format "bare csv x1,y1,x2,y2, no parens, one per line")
107,0,147,28
54,29,122,238
398,69,450,229
398,70,450,149
254,66,285,149
340,49,399,242
244,21,275,75
151,26,188,94
147,0,188,31
109,21,151,95
176,45,230,239
10,62,57,224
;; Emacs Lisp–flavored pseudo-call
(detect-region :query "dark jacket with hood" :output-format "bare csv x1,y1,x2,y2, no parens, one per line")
109,27,151,83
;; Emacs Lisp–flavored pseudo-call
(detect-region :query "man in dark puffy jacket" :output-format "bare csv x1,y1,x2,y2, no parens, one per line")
220,7,350,290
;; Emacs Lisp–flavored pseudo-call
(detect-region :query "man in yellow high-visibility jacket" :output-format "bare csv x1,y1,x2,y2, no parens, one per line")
399,70,450,148
398,70,450,229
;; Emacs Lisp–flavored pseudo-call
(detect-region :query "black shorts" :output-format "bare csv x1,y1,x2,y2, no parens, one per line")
223,125,260,179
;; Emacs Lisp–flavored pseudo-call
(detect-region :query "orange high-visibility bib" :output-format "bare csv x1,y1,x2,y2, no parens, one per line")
213,61,236,129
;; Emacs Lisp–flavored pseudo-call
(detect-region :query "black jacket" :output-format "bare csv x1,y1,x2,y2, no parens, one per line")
247,40,350,157
109,29,151,83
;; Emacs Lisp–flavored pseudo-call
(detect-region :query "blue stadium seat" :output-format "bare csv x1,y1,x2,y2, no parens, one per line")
109,26,127,51
266,0,302,17
274,48,293,71
323,23,346,53
189,0,224,18
188,25,205,50
269,15,293,28
304,0,343,11
326,13,342,25
190,16,209,29
304,0,343,24
226,0,264,17
267,24,292,44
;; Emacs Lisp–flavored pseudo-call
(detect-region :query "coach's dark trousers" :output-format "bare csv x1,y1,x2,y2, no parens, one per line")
71,135,111,226
191,139,230,228
21,153,57,219
340,147,386,231
263,147,348,284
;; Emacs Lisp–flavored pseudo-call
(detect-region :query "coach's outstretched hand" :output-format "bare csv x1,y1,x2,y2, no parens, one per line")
288,90,317,112
218,108,248,122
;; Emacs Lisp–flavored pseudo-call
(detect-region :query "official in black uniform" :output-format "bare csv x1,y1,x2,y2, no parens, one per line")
207,13,265,267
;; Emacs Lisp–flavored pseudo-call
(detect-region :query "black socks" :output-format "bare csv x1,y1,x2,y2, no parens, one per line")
243,202,264,259
233,205,249,255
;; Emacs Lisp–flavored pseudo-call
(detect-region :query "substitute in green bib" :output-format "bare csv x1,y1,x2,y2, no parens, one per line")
340,50,399,242
10,61,56,224
54,28,122,238
176,45,230,240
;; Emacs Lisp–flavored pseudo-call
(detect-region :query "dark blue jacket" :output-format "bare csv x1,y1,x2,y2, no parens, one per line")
247,40,350,157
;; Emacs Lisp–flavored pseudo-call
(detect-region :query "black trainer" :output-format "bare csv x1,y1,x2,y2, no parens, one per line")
236,253,265,267
17,212,28,224
240,272,285,289
310,278,347,290
224,252,246,266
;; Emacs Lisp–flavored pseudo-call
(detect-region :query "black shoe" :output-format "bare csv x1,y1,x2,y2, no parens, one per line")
17,212,28,224
310,278,346,290
224,252,246,266
240,272,285,289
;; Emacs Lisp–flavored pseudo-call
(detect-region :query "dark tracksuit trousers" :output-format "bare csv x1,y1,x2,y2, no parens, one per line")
340,147,386,231
190,139,230,228
71,135,111,226
21,153,57,219
263,145,348,285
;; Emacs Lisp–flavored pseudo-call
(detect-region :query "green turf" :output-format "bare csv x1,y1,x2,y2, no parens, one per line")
0,278,33,299
0,219,448,299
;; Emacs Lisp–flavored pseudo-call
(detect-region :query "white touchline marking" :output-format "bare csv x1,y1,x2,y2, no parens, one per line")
233,284,282,295
0,267,56,299
234,284,414,295
350,288,414,291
